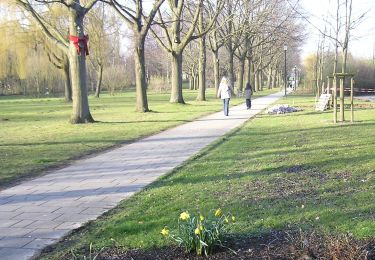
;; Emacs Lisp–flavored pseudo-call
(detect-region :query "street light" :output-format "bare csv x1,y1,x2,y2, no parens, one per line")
294,65,297,90
284,45,287,97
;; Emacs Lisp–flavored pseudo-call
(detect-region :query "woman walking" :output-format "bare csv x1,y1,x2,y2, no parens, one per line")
217,76,234,116
245,82,253,109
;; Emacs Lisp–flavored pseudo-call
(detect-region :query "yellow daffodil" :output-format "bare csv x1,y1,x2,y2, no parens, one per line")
179,211,190,221
199,224,204,231
200,215,205,221
214,208,222,217
160,227,169,236
194,227,201,235
231,216,236,222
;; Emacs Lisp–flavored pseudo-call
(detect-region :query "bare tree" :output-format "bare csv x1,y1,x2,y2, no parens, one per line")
326,0,365,121
183,41,199,90
86,3,120,98
196,6,207,101
208,29,224,95
44,39,72,101
110,0,165,112
151,0,222,104
15,0,100,123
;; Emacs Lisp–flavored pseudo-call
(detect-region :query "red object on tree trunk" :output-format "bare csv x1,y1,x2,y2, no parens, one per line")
69,35,89,55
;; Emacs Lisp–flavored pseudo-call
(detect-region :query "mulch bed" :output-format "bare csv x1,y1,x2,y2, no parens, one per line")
62,230,375,260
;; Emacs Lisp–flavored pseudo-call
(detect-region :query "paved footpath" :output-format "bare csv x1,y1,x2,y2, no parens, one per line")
0,91,284,260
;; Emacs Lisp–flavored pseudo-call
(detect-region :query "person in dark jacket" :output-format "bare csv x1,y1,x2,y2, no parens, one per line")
245,83,253,109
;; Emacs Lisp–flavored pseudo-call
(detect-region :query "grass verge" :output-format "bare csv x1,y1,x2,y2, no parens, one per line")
39,93,375,259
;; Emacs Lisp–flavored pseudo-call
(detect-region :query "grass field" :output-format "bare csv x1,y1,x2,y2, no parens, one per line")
0,88,276,188
39,93,375,258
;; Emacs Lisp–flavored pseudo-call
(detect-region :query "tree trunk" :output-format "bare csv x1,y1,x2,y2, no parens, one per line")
237,58,245,92
20,79,25,96
194,73,199,90
213,50,220,97
267,67,272,89
134,36,149,112
272,69,277,88
228,49,234,87
251,62,256,92
69,11,94,124
63,59,72,102
255,69,260,91
190,66,194,90
340,52,347,122
247,57,251,85
197,34,206,101
95,63,103,98
170,51,184,103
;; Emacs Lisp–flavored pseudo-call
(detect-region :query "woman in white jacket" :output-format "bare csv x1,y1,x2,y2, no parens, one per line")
217,77,234,116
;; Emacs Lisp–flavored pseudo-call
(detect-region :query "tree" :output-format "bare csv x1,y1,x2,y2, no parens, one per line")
208,29,225,95
196,6,207,101
183,41,199,90
15,0,100,123
151,0,222,104
44,39,72,101
110,0,165,112
86,3,121,98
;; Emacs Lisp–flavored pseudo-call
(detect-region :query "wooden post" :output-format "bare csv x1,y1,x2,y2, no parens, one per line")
339,76,345,122
351,77,354,122
327,76,332,108
333,76,337,123
332,73,355,123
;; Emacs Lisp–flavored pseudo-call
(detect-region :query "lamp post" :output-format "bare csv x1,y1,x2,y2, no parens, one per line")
294,65,297,90
284,45,287,97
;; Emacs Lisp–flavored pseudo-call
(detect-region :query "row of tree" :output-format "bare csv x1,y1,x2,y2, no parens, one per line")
3,0,304,123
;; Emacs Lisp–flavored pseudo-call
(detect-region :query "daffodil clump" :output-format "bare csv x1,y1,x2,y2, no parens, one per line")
161,209,235,256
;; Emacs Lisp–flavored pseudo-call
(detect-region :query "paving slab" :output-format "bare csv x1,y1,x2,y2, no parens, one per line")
0,248,35,260
0,92,284,259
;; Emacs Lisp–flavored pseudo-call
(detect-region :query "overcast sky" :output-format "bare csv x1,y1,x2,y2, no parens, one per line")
300,0,375,59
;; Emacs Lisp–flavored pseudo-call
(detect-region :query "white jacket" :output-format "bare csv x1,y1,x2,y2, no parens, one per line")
217,83,233,99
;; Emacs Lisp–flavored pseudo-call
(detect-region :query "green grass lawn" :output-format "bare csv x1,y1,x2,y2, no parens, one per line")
0,88,275,188
39,93,375,258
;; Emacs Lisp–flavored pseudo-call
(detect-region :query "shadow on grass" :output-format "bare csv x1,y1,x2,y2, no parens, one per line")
150,153,374,188
96,119,190,124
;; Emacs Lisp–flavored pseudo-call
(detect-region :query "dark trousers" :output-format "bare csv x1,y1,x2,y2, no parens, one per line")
246,99,251,109
223,98,230,116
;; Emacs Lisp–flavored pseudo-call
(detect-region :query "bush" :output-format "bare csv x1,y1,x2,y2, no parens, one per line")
148,76,170,93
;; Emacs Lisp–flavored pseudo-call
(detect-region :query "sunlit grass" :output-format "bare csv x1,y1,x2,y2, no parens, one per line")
39,94,375,259
0,88,276,187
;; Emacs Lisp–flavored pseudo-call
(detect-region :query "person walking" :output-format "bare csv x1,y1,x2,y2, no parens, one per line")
244,82,253,109
217,76,233,116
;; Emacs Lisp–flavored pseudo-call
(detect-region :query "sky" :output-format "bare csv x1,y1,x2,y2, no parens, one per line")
300,0,375,59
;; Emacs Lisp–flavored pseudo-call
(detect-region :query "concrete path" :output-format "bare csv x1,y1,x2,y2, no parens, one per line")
0,91,284,259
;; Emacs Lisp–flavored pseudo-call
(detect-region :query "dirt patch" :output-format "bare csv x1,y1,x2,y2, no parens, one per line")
287,165,303,173
56,230,375,260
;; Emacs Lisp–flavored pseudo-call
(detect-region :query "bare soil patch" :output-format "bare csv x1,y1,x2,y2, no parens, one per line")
56,230,375,260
